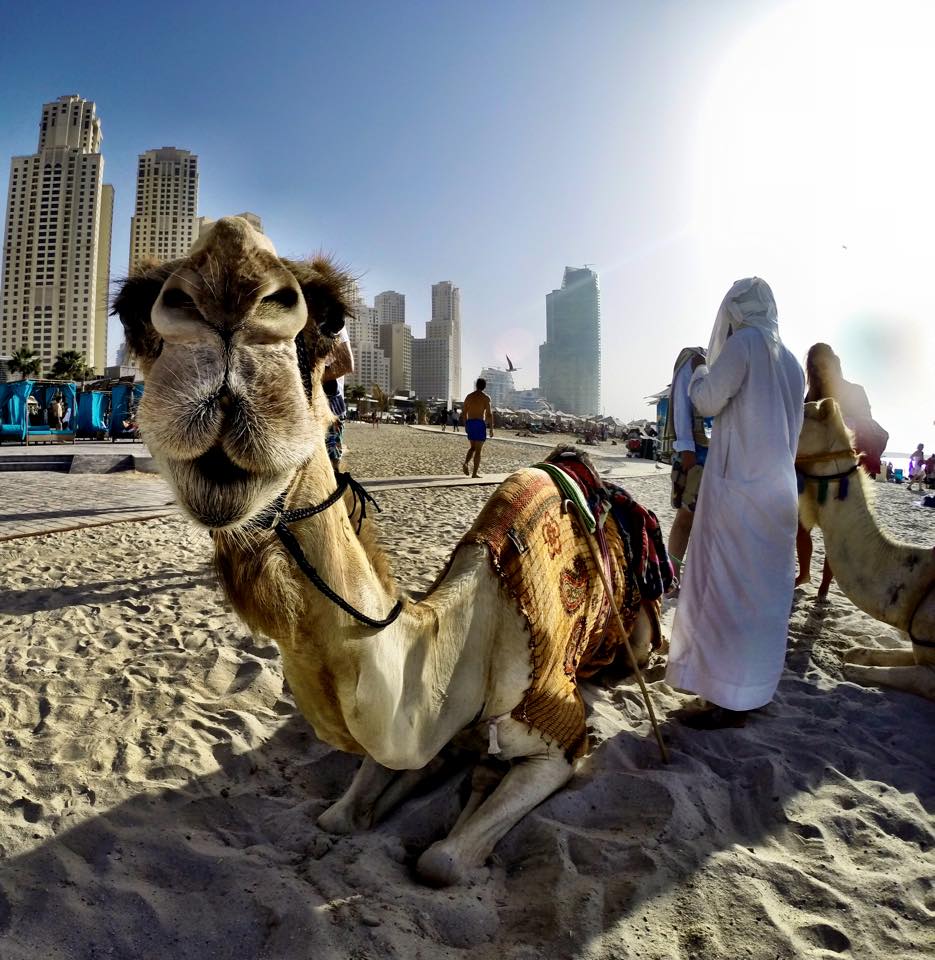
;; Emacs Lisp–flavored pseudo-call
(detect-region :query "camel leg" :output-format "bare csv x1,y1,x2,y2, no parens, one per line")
842,663,935,700
318,754,445,834
416,722,574,887
450,761,506,832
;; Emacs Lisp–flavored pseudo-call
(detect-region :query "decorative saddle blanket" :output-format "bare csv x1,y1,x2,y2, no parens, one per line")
460,448,668,759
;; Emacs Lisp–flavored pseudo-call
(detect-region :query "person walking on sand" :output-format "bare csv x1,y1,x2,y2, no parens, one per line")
907,443,926,492
462,378,493,477
666,278,805,729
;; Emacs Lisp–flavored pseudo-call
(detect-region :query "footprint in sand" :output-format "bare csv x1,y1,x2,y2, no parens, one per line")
226,659,263,694
798,922,851,953
12,798,43,823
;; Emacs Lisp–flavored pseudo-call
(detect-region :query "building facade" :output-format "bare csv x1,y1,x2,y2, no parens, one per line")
539,266,601,416
411,336,453,402
478,366,515,408
374,290,405,326
379,321,412,395
1,95,114,374
345,292,390,395
427,280,461,401
129,147,199,271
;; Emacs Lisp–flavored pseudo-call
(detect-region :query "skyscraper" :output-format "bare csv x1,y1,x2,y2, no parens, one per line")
478,366,515,408
428,280,461,400
379,321,412,395
129,147,199,271
539,266,601,415
412,280,461,402
345,290,390,396
375,290,405,326
411,336,453,402
1,95,114,374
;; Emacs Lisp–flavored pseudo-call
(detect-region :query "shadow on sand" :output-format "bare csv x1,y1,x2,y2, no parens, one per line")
1,656,933,960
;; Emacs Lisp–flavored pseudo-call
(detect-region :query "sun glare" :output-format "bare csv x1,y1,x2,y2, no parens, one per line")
694,0,935,452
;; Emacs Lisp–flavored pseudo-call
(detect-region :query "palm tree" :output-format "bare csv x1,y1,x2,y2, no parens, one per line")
8,346,42,380
348,385,367,402
51,350,94,381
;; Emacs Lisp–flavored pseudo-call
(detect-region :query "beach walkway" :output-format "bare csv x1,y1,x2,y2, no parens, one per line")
0,427,661,541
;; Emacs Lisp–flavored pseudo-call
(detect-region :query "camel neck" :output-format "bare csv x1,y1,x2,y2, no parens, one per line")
282,451,399,629
212,445,399,641
818,475,930,629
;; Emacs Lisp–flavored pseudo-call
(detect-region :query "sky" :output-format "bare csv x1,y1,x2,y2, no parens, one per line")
1,0,932,455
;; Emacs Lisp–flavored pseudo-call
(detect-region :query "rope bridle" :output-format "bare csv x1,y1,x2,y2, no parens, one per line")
795,447,860,503
272,331,404,628
260,470,404,630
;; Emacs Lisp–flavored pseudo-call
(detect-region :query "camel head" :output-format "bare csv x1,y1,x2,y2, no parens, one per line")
113,216,352,530
797,398,856,473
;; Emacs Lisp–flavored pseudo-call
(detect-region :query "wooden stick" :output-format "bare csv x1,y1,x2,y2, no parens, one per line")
565,499,670,764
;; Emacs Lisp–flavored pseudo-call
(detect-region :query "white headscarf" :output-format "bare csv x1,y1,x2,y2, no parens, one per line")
707,277,781,367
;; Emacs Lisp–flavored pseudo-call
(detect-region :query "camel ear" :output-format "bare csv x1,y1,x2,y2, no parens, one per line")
281,256,354,360
111,260,176,371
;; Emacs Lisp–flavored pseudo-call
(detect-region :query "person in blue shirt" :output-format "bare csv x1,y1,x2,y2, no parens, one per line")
663,346,710,581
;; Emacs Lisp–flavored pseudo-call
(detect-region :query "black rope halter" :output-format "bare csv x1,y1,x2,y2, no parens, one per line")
261,471,404,630
795,448,860,504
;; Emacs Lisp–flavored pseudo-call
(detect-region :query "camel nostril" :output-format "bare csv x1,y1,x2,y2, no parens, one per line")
216,387,234,412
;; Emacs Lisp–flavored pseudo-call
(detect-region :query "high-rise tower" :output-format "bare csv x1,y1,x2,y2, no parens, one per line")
1,95,114,374
539,266,601,415
413,280,461,402
129,147,199,270
375,290,405,326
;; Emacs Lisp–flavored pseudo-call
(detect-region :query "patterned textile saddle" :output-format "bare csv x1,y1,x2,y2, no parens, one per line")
460,447,670,759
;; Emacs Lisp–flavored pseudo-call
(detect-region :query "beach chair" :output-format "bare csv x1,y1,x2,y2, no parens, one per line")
77,390,108,440
0,381,32,444
25,381,76,444
109,382,145,442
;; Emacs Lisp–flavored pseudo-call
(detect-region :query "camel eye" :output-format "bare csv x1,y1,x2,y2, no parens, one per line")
263,287,298,308
163,288,197,310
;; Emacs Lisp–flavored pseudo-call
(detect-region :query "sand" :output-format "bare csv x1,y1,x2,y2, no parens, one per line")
0,429,933,960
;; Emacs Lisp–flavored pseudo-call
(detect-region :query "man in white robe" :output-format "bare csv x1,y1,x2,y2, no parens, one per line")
666,277,805,727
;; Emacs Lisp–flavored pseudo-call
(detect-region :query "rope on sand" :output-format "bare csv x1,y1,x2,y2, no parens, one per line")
564,497,670,764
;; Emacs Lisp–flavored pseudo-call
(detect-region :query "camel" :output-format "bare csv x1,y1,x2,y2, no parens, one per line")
797,399,935,700
113,216,662,886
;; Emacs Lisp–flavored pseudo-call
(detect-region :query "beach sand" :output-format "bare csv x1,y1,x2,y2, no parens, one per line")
0,428,933,959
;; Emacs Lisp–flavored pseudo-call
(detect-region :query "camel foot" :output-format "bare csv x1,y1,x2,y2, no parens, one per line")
416,842,471,887
843,663,935,700
317,800,370,835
